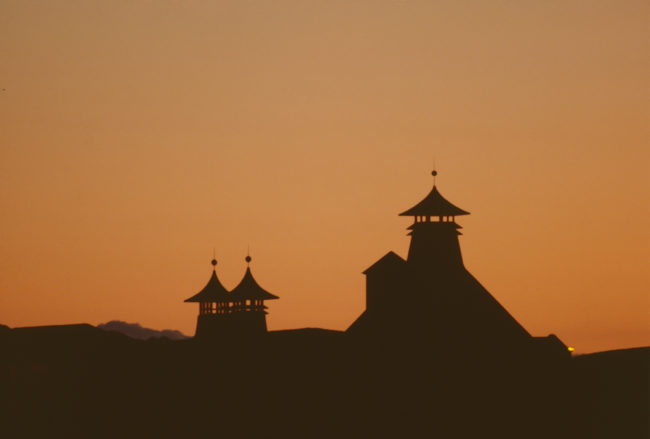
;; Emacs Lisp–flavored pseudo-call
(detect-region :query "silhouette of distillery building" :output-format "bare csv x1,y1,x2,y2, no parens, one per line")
348,171,568,357
184,255,278,338
182,171,567,358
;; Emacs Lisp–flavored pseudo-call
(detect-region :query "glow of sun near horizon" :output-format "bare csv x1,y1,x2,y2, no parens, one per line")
1,1,648,354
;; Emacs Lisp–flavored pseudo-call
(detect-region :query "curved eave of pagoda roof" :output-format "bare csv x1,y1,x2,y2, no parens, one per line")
406,222,462,230
184,270,230,303
229,267,279,301
406,229,462,236
399,185,469,217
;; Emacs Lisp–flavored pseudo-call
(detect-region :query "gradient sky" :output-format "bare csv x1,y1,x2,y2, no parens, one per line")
1,0,648,353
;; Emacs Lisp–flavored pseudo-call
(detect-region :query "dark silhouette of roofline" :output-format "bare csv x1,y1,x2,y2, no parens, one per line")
184,269,230,303
230,266,279,301
399,184,469,217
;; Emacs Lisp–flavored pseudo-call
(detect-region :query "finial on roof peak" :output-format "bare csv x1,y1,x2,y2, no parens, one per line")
432,155,437,181
398,170,469,217
211,258,217,267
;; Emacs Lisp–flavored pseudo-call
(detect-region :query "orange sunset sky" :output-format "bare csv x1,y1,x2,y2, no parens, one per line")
1,1,648,353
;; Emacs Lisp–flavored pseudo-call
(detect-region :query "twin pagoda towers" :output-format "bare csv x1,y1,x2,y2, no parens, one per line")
184,255,278,338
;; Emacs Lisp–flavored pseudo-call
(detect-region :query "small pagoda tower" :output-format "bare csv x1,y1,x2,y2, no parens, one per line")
184,258,232,338
228,254,279,334
184,255,279,339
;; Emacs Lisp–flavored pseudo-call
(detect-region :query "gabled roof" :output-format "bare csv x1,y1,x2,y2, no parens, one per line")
399,185,469,217
184,270,230,303
363,251,406,275
229,267,279,301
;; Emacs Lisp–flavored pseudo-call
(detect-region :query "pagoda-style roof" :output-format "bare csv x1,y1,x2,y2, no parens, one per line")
184,269,230,303
229,266,279,301
399,185,469,217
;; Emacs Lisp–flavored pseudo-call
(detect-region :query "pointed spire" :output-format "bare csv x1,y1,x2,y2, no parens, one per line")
399,170,469,217
184,258,230,303
432,155,437,185
230,255,279,301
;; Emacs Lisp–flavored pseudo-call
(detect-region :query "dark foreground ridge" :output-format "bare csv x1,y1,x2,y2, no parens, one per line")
0,324,648,438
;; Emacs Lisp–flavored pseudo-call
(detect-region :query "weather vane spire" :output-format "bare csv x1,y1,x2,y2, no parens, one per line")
432,156,437,186
246,245,251,264
211,247,217,268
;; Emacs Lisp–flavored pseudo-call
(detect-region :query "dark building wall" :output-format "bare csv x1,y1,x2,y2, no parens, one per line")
406,223,464,269
195,312,268,339
366,265,405,313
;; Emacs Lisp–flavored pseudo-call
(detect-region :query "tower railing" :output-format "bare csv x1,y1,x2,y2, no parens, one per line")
198,301,268,315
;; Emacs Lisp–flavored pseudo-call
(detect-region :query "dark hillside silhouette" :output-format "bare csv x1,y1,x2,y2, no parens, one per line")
1,325,647,438
97,320,190,340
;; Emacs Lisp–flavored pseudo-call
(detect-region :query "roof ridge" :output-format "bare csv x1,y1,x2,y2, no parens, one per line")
399,184,470,217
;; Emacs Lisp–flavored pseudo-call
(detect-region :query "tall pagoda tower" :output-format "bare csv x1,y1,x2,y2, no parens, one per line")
184,256,278,338
348,170,536,351
398,170,469,268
